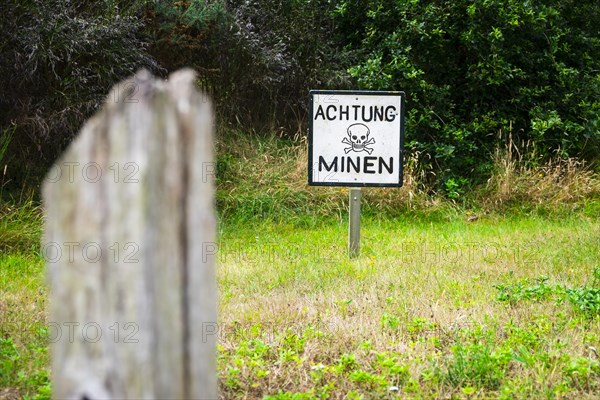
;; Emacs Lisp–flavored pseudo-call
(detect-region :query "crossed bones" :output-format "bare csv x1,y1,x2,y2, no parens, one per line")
342,123,375,154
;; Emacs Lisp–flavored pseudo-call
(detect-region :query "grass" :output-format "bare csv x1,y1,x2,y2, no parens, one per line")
0,201,49,399
217,215,600,399
215,130,600,223
2,131,600,398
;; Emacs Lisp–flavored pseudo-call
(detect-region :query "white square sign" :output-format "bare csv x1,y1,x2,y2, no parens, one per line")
308,90,405,187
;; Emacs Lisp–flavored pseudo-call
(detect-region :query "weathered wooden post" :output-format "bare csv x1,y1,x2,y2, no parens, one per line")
42,69,217,399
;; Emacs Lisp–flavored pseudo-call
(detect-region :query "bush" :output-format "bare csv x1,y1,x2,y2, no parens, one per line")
0,0,158,187
335,0,600,186
146,0,349,134
2,0,598,192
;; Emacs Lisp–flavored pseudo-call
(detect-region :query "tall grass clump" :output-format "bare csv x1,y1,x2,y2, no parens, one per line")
215,128,600,223
0,126,12,201
480,130,600,214
0,199,43,254
214,129,440,223
0,125,13,165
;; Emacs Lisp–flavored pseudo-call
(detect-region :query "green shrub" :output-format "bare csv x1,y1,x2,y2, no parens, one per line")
335,0,600,186
0,0,158,186
146,0,347,134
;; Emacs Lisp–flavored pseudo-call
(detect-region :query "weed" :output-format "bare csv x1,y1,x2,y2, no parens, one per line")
444,177,470,200
565,287,600,318
263,390,315,400
563,357,600,391
406,317,431,339
348,369,387,390
443,341,510,390
380,313,401,332
336,354,358,373
494,269,600,318
565,266,600,318
373,353,410,385
0,338,20,384
493,277,558,304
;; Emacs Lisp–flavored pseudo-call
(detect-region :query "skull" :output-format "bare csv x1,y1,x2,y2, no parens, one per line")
347,123,370,150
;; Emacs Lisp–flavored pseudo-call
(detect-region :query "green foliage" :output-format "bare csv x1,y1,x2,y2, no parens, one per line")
443,177,470,200
336,353,358,372
3,0,599,193
147,0,348,133
0,338,20,384
565,267,600,317
0,306,52,400
494,269,600,318
264,391,315,400
21,371,51,400
563,357,600,390
0,328,50,398
566,287,600,317
0,0,158,186
380,313,400,331
443,342,509,390
145,0,229,73
336,0,600,186
493,276,557,304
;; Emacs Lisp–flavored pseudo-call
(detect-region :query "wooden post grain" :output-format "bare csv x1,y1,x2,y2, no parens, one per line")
42,69,217,399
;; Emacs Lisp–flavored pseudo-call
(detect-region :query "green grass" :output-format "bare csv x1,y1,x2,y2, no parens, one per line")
216,214,600,399
3,199,600,399
2,132,600,398
0,202,49,399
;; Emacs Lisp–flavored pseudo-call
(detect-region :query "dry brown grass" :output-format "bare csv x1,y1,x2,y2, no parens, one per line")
216,129,600,222
483,149,600,209
215,130,451,221
0,388,20,400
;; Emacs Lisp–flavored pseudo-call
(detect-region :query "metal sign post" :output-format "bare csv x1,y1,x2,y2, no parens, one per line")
307,90,405,258
349,188,361,258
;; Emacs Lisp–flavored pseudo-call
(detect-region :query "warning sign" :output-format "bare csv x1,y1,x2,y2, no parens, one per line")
308,90,405,187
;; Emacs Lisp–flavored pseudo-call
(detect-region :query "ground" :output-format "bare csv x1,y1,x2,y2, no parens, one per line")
1,134,600,398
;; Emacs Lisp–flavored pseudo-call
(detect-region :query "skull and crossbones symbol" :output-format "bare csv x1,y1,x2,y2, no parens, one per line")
342,123,375,154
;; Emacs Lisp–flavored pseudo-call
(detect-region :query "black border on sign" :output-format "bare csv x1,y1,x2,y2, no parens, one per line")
307,90,405,187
